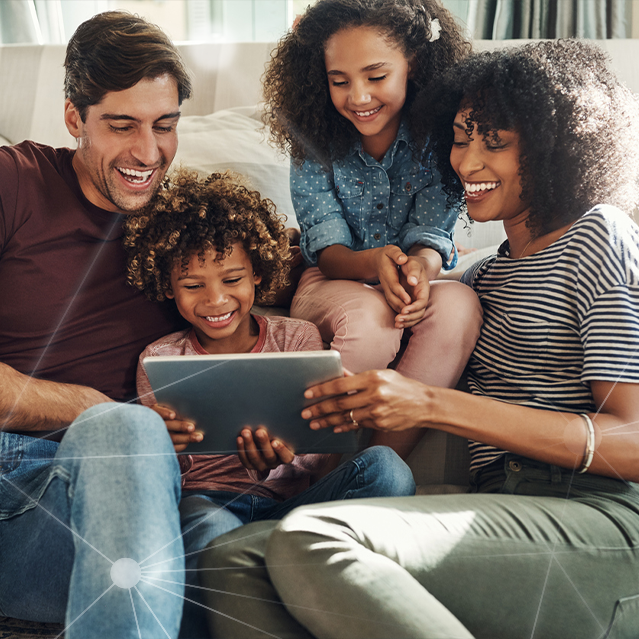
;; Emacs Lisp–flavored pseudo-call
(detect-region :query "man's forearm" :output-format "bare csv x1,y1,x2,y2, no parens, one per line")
0,362,112,431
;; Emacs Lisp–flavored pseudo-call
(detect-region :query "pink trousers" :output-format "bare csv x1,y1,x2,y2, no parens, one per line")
290,267,483,388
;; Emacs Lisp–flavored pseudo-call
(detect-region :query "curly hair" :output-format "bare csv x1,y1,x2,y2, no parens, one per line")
124,170,291,305
415,39,639,237
263,0,471,167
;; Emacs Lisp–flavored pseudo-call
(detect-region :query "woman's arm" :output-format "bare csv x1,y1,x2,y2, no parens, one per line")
301,370,639,482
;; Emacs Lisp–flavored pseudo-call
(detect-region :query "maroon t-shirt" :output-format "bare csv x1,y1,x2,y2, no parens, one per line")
0,141,185,402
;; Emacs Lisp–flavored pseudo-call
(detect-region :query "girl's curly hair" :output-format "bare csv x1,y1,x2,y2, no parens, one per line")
124,169,291,305
263,0,471,167
415,39,639,238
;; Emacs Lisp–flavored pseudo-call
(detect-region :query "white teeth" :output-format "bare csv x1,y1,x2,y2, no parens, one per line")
464,181,499,193
118,167,153,182
354,106,382,117
204,312,233,323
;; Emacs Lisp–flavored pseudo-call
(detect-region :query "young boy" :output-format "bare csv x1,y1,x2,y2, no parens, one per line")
124,169,415,635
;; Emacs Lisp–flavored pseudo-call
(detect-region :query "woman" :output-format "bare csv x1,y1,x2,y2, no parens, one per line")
200,40,639,639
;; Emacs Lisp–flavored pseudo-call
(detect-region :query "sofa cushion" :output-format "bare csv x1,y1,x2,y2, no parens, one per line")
174,106,297,228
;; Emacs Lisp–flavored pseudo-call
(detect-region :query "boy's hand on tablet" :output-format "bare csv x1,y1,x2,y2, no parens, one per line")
237,427,294,472
151,404,203,452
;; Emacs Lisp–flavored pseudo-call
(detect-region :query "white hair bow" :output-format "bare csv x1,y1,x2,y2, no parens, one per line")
429,18,441,43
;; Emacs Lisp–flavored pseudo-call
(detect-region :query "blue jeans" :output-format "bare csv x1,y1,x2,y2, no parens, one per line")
0,403,185,639
0,404,415,639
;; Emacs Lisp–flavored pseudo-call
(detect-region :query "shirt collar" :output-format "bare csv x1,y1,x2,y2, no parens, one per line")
347,119,410,163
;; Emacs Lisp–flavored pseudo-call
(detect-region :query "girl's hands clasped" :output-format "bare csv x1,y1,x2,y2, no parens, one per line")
375,245,432,329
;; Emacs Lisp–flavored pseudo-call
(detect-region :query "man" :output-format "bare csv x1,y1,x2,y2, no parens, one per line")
0,11,196,638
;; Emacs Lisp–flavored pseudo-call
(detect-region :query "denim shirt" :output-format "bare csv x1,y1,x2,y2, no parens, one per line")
291,121,458,270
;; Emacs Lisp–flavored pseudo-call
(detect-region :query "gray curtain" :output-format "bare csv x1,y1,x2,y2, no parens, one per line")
0,0,41,44
466,0,632,39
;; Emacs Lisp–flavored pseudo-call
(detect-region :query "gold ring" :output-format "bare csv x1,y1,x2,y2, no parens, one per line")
349,409,358,427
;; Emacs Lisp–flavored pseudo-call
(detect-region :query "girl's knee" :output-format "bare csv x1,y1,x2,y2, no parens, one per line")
421,282,483,339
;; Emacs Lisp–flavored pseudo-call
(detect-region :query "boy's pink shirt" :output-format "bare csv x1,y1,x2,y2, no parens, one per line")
136,314,331,501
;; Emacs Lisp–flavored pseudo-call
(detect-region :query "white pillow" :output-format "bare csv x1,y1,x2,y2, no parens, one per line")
173,106,298,228
0,134,12,146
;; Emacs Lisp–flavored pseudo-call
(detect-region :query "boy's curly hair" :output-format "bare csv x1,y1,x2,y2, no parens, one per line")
124,169,291,305
263,0,471,167
415,39,639,238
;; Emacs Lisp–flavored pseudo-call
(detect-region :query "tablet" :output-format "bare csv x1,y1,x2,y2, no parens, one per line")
143,350,358,454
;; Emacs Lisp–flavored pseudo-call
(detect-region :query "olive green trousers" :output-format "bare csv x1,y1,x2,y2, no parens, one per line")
200,455,639,639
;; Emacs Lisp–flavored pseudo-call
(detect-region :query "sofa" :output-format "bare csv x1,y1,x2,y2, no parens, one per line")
1,36,638,637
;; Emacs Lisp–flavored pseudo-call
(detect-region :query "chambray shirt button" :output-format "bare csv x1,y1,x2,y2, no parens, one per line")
405,182,412,191
376,203,384,210
374,233,381,240
509,460,522,472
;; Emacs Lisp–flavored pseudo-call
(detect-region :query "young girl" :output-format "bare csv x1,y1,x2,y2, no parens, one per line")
123,169,415,637
263,0,482,454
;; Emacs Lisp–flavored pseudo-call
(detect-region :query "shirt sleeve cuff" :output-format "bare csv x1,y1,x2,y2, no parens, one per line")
301,218,354,264
400,226,458,271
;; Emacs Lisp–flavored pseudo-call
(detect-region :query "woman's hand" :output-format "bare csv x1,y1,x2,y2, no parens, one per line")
237,427,295,472
151,404,203,452
302,369,431,433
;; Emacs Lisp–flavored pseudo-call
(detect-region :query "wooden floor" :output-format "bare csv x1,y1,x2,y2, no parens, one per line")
0,618,62,638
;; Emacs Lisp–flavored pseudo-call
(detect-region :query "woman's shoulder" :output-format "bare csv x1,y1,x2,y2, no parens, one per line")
572,204,638,239
567,205,639,277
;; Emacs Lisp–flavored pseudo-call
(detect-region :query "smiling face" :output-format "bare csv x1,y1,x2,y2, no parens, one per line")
324,25,411,161
65,74,180,214
166,244,262,355
450,110,530,229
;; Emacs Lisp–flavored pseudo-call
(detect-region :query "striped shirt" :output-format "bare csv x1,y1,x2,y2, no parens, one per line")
137,314,331,499
461,206,639,471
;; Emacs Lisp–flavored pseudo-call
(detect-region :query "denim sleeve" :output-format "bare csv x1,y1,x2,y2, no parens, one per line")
398,162,458,271
290,159,353,265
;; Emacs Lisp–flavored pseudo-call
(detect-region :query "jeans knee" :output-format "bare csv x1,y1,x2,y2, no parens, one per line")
357,446,416,496
58,403,178,489
66,402,171,456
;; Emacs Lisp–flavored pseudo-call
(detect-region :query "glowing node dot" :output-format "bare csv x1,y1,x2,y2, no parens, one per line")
110,558,141,589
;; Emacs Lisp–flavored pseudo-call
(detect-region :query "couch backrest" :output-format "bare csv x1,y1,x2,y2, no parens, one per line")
2,39,637,249
2,39,639,147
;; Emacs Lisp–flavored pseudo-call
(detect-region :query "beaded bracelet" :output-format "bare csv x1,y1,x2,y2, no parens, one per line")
577,414,595,474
